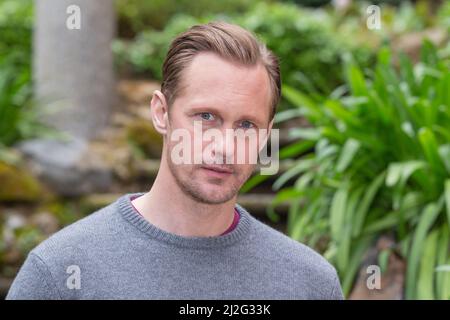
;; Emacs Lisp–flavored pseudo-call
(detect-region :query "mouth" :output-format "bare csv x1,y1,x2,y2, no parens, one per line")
200,165,234,178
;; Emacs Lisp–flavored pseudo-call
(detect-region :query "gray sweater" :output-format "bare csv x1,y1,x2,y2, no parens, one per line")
6,192,344,300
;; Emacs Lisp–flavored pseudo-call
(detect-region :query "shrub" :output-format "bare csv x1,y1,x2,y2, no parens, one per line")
0,0,33,146
113,2,374,103
236,2,374,100
113,14,205,79
0,0,52,147
115,0,260,35
276,41,450,299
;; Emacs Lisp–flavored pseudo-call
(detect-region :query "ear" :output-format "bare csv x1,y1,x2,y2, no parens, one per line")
150,90,169,135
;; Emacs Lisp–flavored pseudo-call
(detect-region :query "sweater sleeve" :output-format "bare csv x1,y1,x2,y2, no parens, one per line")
329,271,345,300
6,252,62,300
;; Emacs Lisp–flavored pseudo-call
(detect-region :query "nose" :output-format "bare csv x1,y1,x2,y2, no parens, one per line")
214,127,236,165
204,127,235,165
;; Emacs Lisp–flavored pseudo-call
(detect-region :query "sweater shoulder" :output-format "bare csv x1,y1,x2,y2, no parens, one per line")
30,199,122,261
247,216,342,298
248,214,338,277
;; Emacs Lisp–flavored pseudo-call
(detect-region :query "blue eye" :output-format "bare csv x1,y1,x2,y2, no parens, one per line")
200,112,214,121
241,120,254,129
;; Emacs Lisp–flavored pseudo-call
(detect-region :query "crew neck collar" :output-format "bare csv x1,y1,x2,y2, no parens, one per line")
117,192,252,249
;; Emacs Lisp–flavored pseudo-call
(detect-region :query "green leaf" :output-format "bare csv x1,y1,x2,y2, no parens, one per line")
347,63,368,96
268,187,303,223
240,173,271,194
337,225,352,272
353,172,386,237
386,161,426,187
287,127,321,141
330,184,349,242
420,40,439,67
436,265,450,272
417,229,439,299
378,249,391,274
438,144,450,174
362,208,417,235
336,188,361,272
279,140,315,159
436,227,449,299
341,236,374,297
273,158,315,191
336,138,361,173
406,201,443,299
273,108,305,124
418,127,446,175
324,99,361,128
399,52,417,93
445,180,450,228
282,85,322,119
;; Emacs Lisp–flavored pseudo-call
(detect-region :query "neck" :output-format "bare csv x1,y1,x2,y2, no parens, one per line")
132,157,237,237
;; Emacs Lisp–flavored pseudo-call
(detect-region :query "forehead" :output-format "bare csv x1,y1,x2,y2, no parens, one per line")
175,52,272,122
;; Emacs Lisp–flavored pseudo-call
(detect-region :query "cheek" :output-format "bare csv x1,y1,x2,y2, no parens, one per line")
235,137,261,165
166,125,198,165
235,163,255,179
177,164,198,181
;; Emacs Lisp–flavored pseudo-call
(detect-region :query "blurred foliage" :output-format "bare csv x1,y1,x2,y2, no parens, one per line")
287,0,417,7
113,0,450,95
114,0,420,35
0,0,52,147
438,1,450,31
1,0,449,300
113,2,375,104
236,2,374,102
0,0,32,146
0,161,43,202
274,41,450,299
115,0,263,36
0,197,93,277
113,14,205,79
379,0,441,34
286,0,331,7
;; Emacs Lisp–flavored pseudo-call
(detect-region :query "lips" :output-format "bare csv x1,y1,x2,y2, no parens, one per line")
201,165,234,174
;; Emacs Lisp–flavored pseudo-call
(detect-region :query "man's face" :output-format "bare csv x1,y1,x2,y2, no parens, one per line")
164,52,273,204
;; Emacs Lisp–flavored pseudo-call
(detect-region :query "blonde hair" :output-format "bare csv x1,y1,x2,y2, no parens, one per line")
161,21,281,120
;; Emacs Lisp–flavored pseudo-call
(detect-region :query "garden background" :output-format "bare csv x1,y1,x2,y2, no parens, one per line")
0,0,449,299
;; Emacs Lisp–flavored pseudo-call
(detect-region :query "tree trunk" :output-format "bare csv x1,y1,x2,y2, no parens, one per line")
34,0,116,139
18,0,116,196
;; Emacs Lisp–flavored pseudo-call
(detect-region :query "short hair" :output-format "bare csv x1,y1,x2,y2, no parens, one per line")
161,21,281,121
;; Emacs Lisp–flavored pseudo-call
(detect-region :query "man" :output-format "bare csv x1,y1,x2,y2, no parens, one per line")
7,22,344,299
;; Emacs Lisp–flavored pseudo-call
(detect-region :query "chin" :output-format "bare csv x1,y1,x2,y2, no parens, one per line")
193,187,236,204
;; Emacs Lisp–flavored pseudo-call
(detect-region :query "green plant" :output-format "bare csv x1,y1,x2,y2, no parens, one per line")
114,2,375,105
113,14,205,79
0,0,32,145
115,0,261,35
275,41,450,299
0,0,55,146
237,2,374,101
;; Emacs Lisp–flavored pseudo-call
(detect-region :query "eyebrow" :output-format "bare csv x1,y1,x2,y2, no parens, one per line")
187,105,265,127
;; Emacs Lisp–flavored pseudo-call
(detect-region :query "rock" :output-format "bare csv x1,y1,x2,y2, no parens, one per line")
0,161,44,202
4,212,27,230
17,136,113,197
2,211,27,252
14,78,163,196
30,211,60,235
117,80,163,157
117,79,160,106
125,118,163,158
